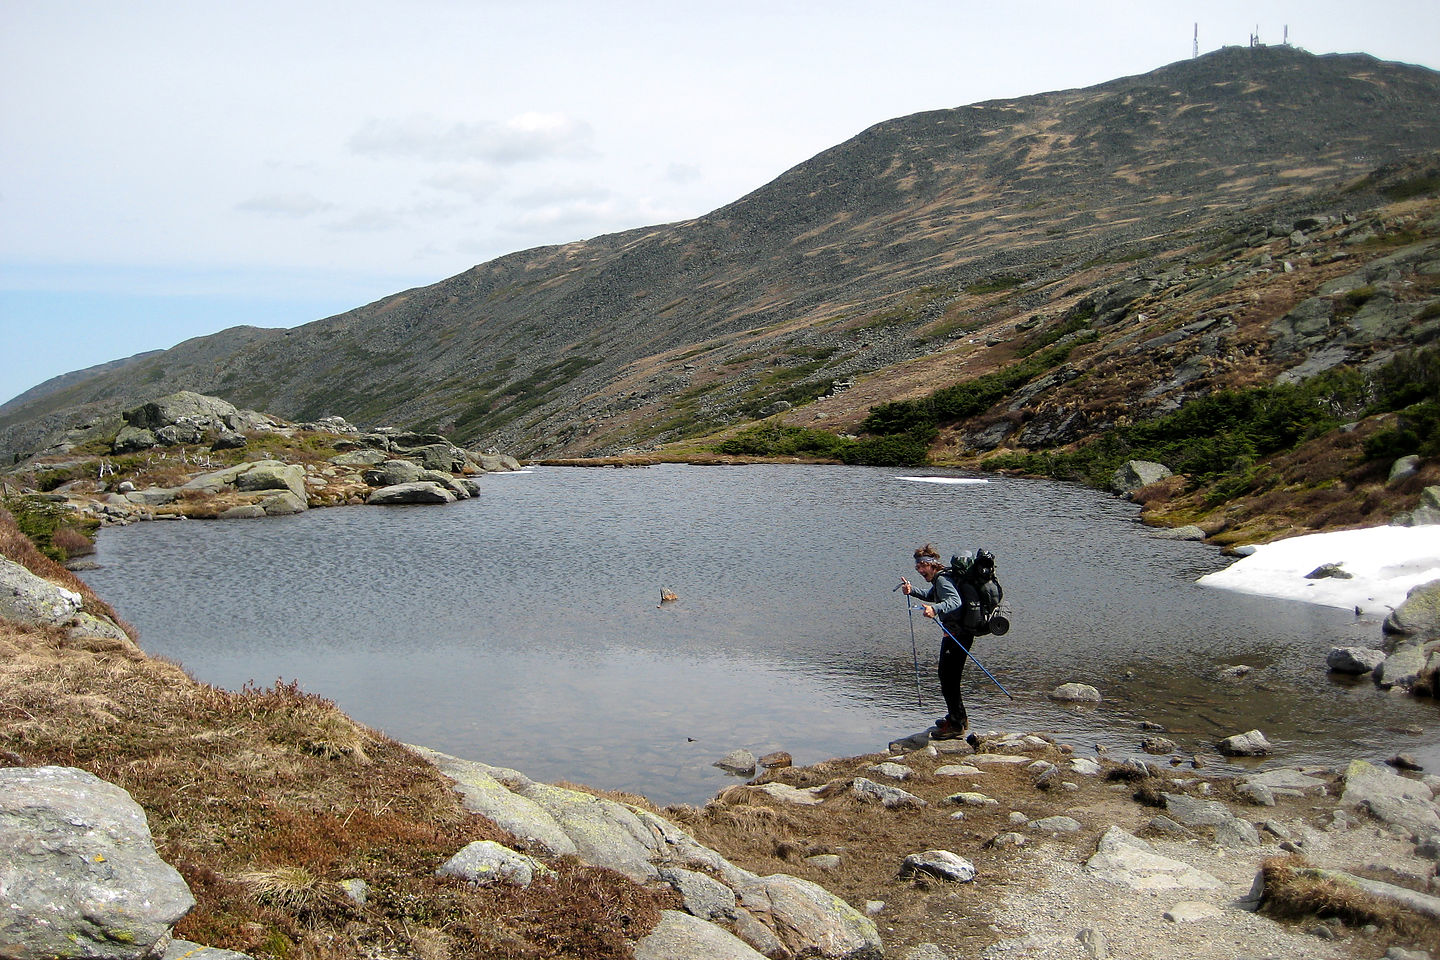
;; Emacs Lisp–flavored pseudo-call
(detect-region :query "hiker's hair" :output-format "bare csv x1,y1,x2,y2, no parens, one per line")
913,544,943,565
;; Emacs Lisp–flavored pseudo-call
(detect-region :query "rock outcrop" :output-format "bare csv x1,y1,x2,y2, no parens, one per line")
0,766,195,960
411,746,883,960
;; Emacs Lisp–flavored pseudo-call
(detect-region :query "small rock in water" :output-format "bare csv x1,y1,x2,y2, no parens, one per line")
1387,753,1423,771
1326,646,1387,674
1141,737,1177,755
1216,664,1254,680
1217,729,1271,757
758,750,792,769
1051,682,1102,702
714,749,757,774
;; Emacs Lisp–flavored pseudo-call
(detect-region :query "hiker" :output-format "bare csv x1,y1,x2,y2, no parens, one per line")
900,544,975,740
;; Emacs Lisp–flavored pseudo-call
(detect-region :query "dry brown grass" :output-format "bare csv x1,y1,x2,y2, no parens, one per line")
0,508,670,959
0,506,130,629
1259,856,1440,954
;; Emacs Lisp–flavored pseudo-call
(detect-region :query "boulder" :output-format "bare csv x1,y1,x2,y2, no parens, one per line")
657,867,739,922
1112,460,1173,494
219,504,267,520
732,874,883,960
260,491,308,516
1269,296,1335,356
211,430,248,451
1327,646,1389,674
899,850,976,883
232,461,307,500
420,470,473,499
1242,768,1328,797
408,746,577,856
1084,826,1222,891
1151,524,1207,541
746,782,827,806
155,422,204,446
329,449,388,467
366,481,457,505
1340,759,1440,841
1393,485,1440,526
0,556,84,627
1384,579,1440,638
476,453,523,472
1161,793,1237,828
410,747,882,959
851,777,926,809
124,390,239,431
1217,730,1271,756
1050,682,1102,702
405,442,469,472
632,910,768,960
1389,455,1423,484
1029,816,1082,833
0,766,195,960
512,781,660,882
362,459,426,487
182,460,307,502
867,762,912,780
435,840,549,887
1376,642,1427,690
715,749,758,775
112,423,158,453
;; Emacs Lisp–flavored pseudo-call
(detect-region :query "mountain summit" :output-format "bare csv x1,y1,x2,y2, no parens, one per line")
5,45,1440,465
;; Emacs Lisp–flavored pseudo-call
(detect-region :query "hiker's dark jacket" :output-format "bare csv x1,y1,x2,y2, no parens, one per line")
912,573,967,636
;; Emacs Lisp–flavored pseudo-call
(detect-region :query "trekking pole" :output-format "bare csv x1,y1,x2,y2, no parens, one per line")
894,583,923,706
933,617,1015,700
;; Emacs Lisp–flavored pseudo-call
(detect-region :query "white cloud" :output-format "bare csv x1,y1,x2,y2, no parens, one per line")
665,162,702,184
348,112,595,165
236,193,336,218
424,170,502,200
327,209,404,233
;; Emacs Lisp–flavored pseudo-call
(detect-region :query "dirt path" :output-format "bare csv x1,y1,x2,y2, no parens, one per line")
675,728,1440,960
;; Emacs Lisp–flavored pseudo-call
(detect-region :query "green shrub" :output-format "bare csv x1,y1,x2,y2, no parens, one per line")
861,337,1093,435
983,366,1371,490
2,496,100,562
713,424,932,466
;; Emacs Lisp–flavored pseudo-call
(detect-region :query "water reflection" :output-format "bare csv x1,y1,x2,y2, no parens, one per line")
80,464,1438,804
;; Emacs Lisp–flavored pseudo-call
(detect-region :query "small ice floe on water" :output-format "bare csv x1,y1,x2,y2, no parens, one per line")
895,476,990,485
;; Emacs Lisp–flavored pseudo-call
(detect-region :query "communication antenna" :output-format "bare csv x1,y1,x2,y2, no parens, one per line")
1193,23,1198,58
1283,24,1289,46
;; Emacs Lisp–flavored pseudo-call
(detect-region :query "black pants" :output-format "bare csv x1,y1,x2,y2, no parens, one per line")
939,633,975,727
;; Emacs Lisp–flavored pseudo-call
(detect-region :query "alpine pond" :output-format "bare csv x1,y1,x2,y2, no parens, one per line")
80,464,1437,805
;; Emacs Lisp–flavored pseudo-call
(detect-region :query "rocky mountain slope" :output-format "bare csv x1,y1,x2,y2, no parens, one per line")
4,44,1440,469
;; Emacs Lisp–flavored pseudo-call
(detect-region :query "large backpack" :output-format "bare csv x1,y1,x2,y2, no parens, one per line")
947,549,1008,635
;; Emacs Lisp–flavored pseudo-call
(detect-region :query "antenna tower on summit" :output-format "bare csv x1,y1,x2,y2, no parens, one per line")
1193,23,1198,58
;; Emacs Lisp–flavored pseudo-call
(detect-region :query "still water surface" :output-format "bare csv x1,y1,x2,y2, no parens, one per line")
80,464,1438,805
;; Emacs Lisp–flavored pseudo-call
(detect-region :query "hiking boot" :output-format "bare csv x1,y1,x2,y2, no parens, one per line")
932,718,968,740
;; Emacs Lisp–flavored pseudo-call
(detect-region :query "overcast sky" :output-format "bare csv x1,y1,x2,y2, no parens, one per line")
3,1,1438,406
